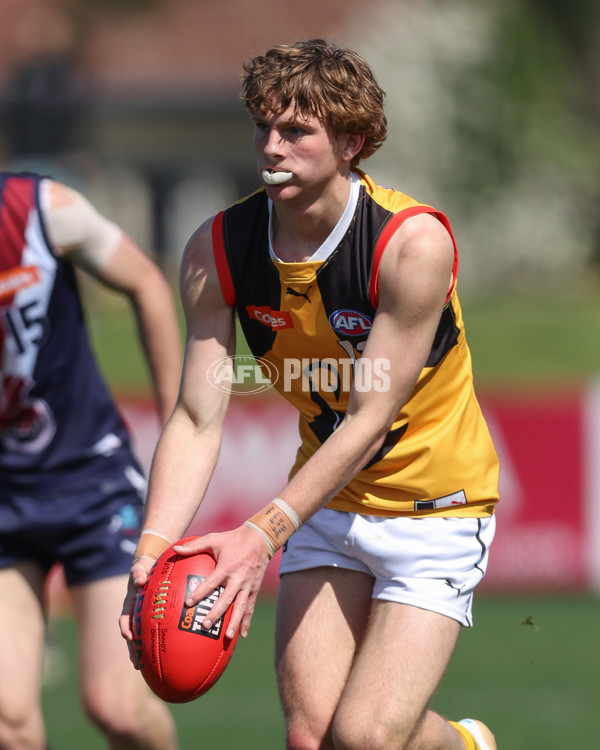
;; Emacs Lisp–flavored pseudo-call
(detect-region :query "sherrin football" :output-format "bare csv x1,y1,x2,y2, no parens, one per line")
132,538,239,703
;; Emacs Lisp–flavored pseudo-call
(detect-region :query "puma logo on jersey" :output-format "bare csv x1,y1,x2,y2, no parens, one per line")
329,309,372,336
246,305,294,330
286,285,312,303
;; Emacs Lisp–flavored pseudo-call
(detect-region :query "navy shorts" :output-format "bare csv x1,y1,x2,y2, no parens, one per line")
0,464,146,586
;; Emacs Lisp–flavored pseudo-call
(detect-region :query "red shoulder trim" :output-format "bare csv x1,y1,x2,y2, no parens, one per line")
0,175,36,269
211,211,235,306
368,206,459,308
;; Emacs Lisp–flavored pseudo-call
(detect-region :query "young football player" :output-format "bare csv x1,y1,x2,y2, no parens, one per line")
0,172,182,750
121,39,499,750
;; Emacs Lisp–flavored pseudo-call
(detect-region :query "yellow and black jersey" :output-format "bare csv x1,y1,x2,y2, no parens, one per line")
212,170,499,517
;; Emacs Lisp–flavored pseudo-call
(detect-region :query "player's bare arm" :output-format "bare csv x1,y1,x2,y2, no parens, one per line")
120,219,265,644
44,179,182,424
140,219,236,543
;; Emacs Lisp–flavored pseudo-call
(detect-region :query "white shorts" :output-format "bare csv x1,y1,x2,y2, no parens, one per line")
279,508,496,627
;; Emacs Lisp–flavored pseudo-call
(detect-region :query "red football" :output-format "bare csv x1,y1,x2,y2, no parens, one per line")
132,538,239,703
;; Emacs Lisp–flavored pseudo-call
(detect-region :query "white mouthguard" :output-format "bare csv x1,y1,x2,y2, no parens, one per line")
262,169,293,185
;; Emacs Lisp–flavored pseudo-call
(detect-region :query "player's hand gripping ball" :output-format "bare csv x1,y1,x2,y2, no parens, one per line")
132,538,239,703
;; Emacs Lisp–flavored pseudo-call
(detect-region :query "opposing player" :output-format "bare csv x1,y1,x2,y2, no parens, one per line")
0,172,182,750
121,40,499,750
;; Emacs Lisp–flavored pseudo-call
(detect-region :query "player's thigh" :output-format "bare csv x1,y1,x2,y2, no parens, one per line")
276,567,374,732
336,599,461,744
70,575,146,710
0,563,46,718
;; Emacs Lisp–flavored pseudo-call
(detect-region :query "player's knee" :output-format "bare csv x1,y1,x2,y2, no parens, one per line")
332,713,412,750
0,710,46,750
83,688,174,748
83,688,139,739
86,707,145,746
285,720,328,750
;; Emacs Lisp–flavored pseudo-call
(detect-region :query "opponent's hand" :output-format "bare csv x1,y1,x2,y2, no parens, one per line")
118,554,156,666
172,525,271,639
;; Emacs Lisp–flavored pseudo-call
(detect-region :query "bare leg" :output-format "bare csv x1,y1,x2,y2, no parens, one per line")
276,567,470,750
276,567,374,750
0,563,48,750
334,600,464,749
70,575,178,750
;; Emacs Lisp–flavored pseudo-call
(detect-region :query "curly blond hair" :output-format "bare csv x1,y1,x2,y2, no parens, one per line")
240,39,387,165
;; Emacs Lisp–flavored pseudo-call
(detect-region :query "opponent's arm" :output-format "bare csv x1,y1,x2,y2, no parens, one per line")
43,179,182,424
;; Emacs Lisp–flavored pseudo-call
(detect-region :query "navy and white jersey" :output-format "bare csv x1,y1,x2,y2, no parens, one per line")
0,172,141,490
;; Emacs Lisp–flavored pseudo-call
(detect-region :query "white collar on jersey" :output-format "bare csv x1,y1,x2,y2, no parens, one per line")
268,171,361,263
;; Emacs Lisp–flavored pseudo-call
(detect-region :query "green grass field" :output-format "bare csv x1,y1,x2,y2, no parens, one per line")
43,593,597,749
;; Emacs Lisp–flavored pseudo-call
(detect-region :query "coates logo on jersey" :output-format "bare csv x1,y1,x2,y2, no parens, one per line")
246,305,294,331
329,309,372,337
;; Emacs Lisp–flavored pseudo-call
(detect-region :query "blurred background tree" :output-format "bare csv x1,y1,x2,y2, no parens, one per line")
355,0,600,295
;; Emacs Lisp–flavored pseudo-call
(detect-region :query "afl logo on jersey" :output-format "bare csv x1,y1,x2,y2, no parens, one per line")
329,309,372,336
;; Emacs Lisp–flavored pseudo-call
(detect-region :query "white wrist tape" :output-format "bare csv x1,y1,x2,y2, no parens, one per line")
140,529,174,544
244,498,302,557
272,497,302,530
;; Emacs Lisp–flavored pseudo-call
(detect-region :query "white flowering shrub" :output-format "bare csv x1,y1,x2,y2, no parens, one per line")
344,0,600,294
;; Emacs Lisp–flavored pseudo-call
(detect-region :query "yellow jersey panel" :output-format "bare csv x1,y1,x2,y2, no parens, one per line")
213,171,499,517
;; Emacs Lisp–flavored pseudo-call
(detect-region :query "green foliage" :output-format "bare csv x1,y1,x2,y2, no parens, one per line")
364,1,600,292
486,3,600,182
524,0,600,51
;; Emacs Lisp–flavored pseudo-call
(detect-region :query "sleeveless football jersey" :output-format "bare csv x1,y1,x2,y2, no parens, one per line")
212,170,499,517
0,172,140,489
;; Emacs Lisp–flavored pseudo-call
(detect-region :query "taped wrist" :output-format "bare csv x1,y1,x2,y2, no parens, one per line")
243,498,302,557
133,529,173,561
